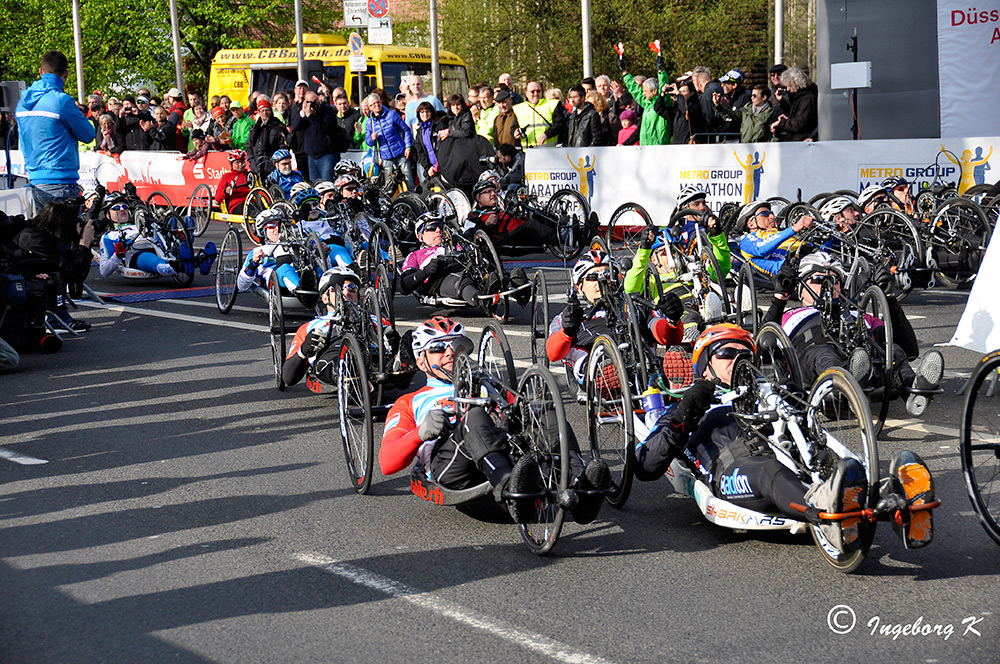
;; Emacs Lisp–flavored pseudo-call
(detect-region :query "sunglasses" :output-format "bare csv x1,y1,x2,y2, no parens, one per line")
755,210,775,218
806,273,839,285
110,204,128,211
421,222,443,232
582,270,608,282
713,347,753,361
343,186,358,192
265,222,280,229
424,338,473,355
343,283,360,293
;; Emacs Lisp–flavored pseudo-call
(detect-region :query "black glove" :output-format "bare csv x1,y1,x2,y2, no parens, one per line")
671,379,719,431
773,260,798,296
426,256,448,274
561,298,584,338
298,329,327,358
124,182,137,197
95,184,107,199
656,291,684,324
640,227,656,250
617,56,626,73
656,54,665,71
871,263,893,291
418,409,450,441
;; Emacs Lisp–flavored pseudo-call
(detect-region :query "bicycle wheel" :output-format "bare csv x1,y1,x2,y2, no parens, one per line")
472,229,509,322
545,188,591,260
187,183,213,237
623,292,651,394
734,262,759,336
960,351,1000,546
806,368,879,573
305,232,329,312
335,333,375,494
857,209,925,299
427,192,459,228
932,197,990,288
755,322,804,392
697,229,732,319
361,287,386,407
606,202,652,262
146,190,173,214
373,262,396,328
642,261,664,301
514,364,570,555
479,320,517,393
243,188,273,245
530,270,551,367
268,271,287,391
857,285,893,437
216,228,242,314
586,335,635,508
367,221,399,286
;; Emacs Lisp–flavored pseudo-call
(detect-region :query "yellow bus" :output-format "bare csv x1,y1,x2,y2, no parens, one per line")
208,33,469,105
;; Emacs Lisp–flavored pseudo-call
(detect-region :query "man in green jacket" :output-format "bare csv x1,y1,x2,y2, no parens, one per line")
228,100,253,150
618,47,673,145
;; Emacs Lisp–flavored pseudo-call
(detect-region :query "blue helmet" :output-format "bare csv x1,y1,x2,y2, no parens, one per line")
293,187,320,210
271,148,292,162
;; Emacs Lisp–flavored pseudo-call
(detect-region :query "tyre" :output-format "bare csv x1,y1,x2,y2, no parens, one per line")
960,351,1000,546
755,322,804,392
623,292,651,395
373,262,395,328
187,183,213,237
479,320,517,393
857,286,893,437
806,369,879,573
605,202,652,263
445,188,472,222
734,262,759,336
267,184,286,202
145,190,173,214
215,228,242,314
472,229,508,323
335,334,375,494
586,335,635,508
427,192,458,228
642,261,664,301
367,221,399,286
696,229,732,320
268,271,287,391
305,232,329,313
386,197,422,251
164,213,196,288
242,188,273,245
857,209,925,299
513,365,570,555
931,197,990,288
529,270,551,367
545,188,591,260
361,288,386,407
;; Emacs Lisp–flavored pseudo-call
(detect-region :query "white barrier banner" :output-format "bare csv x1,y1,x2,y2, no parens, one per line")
524,137,999,223
949,222,1000,353
938,1,1000,138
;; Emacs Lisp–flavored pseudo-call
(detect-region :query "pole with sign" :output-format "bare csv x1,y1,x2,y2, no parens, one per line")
349,32,367,105
344,0,367,27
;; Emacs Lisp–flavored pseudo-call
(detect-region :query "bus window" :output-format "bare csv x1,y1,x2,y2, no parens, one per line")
322,66,346,91
255,68,299,98
380,63,469,100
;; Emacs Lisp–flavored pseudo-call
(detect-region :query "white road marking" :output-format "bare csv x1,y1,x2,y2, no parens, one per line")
0,447,48,465
144,298,262,314
77,301,267,332
884,420,959,438
295,552,616,664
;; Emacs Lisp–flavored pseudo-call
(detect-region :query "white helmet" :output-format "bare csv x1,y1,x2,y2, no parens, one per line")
254,207,285,235
819,196,856,221
289,181,312,198
571,248,609,285
411,316,474,356
797,251,845,284
858,184,887,209
318,266,361,298
314,180,336,195
677,183,708,208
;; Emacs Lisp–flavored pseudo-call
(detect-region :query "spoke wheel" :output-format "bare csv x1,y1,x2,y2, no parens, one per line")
545,188,591,260
335,334,375,494
366,221,399,286
586,335,635,508
755,322,804,393
479,321,517,395
931,197,990,288
513,365,570,555
857,286,893,437
806,369,878,573
734,262,759,335
145,190,173,214
360,288,386,407
216,228,242,314
472,229,509,322
268,271,287,391
243,188,273,245
187,183,213,237
167,214,196,288
606,202,653,266
960,352,1000,546
529,270,551,366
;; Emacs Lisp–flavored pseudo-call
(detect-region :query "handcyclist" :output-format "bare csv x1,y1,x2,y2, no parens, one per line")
739,201,814,277
883,176,914,215
237,208,314,299
214,149,253,215
547,248,685,385
763,251,944,416
379,316,612,525
632,324,936,552
466,176,559,253
264,149,305,197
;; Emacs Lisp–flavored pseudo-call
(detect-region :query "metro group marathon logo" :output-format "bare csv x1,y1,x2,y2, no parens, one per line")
858,143,993,195
526,153,597,206
678,150,767,208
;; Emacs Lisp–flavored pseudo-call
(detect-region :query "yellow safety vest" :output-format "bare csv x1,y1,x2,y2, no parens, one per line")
476,104,500,140
513,99,557,146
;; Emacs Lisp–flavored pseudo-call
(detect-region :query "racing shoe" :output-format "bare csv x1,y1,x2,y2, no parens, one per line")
505,455,543,524
888,451,935,548
198,242,218,275
509,267,530,306
571,459,611,525
805,457,868,555
905,350,943,416
848,347,872,384
176,240,195,274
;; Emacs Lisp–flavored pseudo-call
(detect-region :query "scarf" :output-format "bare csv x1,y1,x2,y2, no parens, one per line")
419,119,437,166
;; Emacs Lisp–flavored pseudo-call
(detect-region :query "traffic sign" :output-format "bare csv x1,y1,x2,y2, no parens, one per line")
368,0,388,19
368,16,393,45
343,0,367,26
349,55,368,73
349,32,364,56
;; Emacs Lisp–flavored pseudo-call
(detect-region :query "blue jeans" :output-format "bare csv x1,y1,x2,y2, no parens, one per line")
32,182,80,207
385,155,415,190
308,153,339,183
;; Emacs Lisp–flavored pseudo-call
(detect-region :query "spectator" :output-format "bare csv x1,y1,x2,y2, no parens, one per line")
412,101,441,181
496,143,524,190
433,95,483,193
768,64,788,104
476,86,499,138
179,128,209,160
333,92,361,149
714,83,777,143
491,90,521,147
288,80,311,180
182,103,210,151
566,85,603,147
135,95,153,119
365,92,414,189
107,97,121,117
86,93,104,118
581,77,596,95
291,90,346,183
692,67,724,137
513,81,563,147
620,49,672,145
183,91,202,122
228,100,253,149
467,87,480,109
205,105,231,149
14,50,95,205
273,92,290,125
587,90,618,146
137,86,152,99
116,96,150,151
218,95,232,115
393,92,408,115
771,67,818,142
145,105,177,151
246,97,288,176
662,79,705,145
497,73,523,104
164,87,187,150
720,70,750,109
617,108,639,145
355,96,371,147
403,75,446,128
94,113,124,153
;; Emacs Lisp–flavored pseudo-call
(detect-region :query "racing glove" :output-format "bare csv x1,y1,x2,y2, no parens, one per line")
671,379,718,431
656,291,684,324
561,298,584,338
124,182,138,197
871,263,893,291
298,329,327,358
640,227,656,250
425,256,449,275
418,408,450,441
773,260,798,297
656,54,665,71
114,241,127,258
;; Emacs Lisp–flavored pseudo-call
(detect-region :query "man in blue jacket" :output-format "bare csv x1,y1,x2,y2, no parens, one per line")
364,92,413,189
15,51,95,206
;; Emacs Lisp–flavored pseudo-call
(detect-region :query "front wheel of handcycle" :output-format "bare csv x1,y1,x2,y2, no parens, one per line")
187,183,213,237
529,269,550,367
472,229,509,322
242,188,273,245
960,351,1000,546
806,368,879,573
335,333,375,494
545,188,591,261
734,262,759,336
586,335,635,508
215,228,242,314
755,322,804,393
857,285,893,437
512,364,570,555
268,271,287,391
478,320,517,397
605,201,653,264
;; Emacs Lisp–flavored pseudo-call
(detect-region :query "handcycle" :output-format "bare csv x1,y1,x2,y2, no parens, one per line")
495,187,594,261
959,349,1000,546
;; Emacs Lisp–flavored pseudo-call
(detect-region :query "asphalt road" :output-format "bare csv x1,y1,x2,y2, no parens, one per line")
2,222,998,664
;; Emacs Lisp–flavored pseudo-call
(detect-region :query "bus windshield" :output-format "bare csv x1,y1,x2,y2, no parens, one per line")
380,63,469,100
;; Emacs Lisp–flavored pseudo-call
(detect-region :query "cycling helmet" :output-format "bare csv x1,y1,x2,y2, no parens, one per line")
293,187,320,210
415,211,445,235
317,265,361,298
819,196,856,221
571,248,610,284
882,175,908,190
797,250,846,283
314,180,336,195
289,181,312,198
271,148,292,162
254,207,285,236
102,191,128,212
333,174,361,190
335,159,361,175
677,183,709,208
478,169,501,185
858,184,887,209
411,316,473,356
227,149,247,163
472,178,499,198
692,323,756,378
